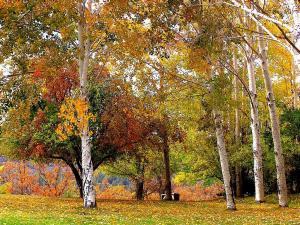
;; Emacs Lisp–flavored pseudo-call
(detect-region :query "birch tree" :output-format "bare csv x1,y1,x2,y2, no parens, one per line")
245,45,265,203
211,67,236,210
78,1,96,208
213,109,236,210
257,26,289,207
233,52,243,197
287,0,300,107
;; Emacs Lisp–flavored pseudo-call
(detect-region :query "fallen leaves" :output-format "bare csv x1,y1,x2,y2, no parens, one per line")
0,194,300,224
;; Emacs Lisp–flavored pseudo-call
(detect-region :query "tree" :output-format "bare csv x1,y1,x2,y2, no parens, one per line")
244,35,265,203
233,51,243,198
258,26,288,207
286,0,300,107
77,0,96,208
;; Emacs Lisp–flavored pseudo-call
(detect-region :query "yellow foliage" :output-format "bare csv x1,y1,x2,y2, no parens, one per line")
56,98,95,140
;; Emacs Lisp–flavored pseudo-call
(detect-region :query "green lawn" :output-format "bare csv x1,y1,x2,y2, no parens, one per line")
0,194,300,224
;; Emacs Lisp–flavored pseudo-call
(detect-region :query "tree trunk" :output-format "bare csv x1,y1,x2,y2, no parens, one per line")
78,179,84,199
233,52,243,198
213,110,236,210
136,180,144,200
292,61,298,108
157,175,164,197
78,2,96,208
65,160,83,198
245,43,265,203
135,154,145,200
235,167,243,198
287,0,300,108
258,27,288,207
162,128,172,201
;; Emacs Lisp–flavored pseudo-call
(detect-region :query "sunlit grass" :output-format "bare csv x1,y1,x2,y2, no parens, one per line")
0,194,300,224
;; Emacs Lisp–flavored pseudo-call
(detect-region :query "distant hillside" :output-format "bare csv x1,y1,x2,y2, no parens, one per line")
0,156,6,164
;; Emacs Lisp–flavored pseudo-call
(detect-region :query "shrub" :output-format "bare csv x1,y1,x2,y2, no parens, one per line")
0,182,12,194
173,183,224,201
97,185,134,200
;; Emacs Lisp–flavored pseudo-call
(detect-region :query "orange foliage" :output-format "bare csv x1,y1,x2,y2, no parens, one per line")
0,161,38,195
173,184,224,201
95,183,223,201
145,184,223,201
0,161,74,197
96,185,133,200
35,163,73,197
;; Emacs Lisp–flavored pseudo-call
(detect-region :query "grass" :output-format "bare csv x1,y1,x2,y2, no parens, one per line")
0,194,300,224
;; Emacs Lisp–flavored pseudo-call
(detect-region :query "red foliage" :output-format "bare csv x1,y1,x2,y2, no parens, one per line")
33,110,46,129
101,93,149,151
32,62,79,104
31,143,46,157
33,69,42,78
43,65,78,103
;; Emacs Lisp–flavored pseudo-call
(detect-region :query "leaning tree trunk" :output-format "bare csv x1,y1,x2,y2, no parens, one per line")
245,43,265,203
258,27,288,207
287,0,300,107
78,2,96,208
65,159,83,198
213,110,236,210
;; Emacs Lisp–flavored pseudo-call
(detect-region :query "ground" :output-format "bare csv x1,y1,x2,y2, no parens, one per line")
0,194,300,225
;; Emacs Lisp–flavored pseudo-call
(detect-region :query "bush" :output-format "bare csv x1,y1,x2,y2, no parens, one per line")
0,182,12,194
97,185,134,200
173,183,224,201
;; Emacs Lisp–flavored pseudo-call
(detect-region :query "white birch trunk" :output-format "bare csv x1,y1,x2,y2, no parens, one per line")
233,53,240,145
245,43,265,203
287,0,300,107
258,27,288,207
233,53,243,197
78,2,96,208
213,110,236,210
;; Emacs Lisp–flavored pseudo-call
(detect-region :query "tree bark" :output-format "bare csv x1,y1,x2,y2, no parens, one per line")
258,27,288,207
245,42,265,203
213,110,236,210
78,1,96,208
